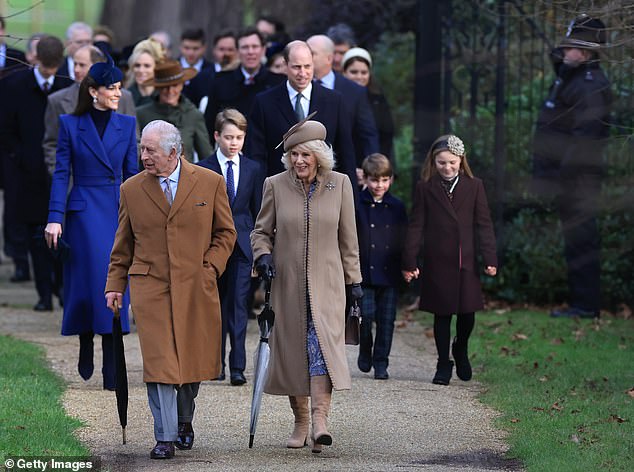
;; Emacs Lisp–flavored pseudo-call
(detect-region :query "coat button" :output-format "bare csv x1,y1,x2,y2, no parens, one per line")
371,204,375,208
385,224,390,228
370,265,374,270
109,176,115,183
370,223,375,228
385,245,390,249
371,244,375,249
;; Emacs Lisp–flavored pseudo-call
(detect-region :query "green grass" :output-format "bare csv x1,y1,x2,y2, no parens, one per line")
465,310,634,471
2,0,104,51
0,335,88,461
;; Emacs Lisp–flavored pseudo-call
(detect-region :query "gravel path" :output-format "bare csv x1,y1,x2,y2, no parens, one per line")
0,260,522,471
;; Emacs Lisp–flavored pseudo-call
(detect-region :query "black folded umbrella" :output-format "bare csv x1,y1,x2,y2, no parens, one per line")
112,301,128,444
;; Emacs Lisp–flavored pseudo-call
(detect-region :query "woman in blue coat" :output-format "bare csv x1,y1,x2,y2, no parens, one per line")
44,57,137,390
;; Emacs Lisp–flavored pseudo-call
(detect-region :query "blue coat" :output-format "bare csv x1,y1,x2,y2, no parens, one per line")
48,112,138,335
356,188,408,287
197,152,264,261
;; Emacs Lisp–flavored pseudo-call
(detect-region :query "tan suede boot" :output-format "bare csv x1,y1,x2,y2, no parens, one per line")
286,395,309,448
310,375,333,453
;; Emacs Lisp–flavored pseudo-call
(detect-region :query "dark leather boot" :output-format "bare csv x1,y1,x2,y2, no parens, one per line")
432,360,454,385
78,333,94,381
452,337,472,381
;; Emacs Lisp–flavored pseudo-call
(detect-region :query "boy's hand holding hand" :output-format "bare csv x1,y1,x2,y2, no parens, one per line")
485,266,497,276
402,268,420,283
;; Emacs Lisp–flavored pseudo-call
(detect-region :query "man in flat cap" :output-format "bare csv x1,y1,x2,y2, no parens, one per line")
531,15,612,319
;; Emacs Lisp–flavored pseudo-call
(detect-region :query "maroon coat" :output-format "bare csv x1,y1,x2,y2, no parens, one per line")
402,174,497,315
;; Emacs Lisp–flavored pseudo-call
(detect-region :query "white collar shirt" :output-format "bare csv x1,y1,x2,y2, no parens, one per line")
286,81,312,119
33,67,53,90
159,158,182,200
216,149,240,191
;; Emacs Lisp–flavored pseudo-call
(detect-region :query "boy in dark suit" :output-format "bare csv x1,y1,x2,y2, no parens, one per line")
198,109,263,385
355,154,407,380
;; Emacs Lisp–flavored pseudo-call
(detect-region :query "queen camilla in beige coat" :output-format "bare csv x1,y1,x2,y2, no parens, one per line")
251,120,362,453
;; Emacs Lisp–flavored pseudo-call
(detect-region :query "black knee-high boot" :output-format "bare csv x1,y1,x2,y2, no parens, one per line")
101,334,115,390
452,313,475,381
432,315,453,385
78,333,94,380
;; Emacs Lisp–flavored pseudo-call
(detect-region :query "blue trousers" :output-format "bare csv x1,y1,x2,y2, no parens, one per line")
218,249,251,373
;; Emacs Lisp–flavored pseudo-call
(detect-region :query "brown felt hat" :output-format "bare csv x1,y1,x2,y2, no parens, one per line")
277,113,327,151
142,60,197,87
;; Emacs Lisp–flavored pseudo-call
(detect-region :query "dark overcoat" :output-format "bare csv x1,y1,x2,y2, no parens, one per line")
0,68,73,223
401,175,497,315
356,188,407,287
247,82,356,186
48,112,138,335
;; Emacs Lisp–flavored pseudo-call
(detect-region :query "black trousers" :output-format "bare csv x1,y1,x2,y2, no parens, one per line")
557,175,601,312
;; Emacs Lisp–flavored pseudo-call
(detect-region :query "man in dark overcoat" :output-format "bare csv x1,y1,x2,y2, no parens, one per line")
0,35,73,309
203,27,285,141
247,40,356,185
532,15,612,319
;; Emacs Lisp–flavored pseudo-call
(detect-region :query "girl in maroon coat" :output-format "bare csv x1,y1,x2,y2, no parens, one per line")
402,135,497,385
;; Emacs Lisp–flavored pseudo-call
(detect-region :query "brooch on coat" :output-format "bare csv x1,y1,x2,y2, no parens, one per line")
325,181,336,191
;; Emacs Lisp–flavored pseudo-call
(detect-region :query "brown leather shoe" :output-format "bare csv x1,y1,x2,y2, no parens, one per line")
150,441,174,459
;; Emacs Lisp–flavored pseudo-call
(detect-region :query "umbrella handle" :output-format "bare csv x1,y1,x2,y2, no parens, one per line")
113,299,120,320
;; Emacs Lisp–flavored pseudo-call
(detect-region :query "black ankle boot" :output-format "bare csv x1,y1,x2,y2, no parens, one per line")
432,360,454,385
452,337,472,381
78,333,94,381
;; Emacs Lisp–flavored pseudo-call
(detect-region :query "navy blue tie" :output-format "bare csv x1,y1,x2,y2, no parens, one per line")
226,161,235,205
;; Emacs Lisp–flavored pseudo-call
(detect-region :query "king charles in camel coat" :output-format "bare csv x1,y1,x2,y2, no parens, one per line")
105,157,236,384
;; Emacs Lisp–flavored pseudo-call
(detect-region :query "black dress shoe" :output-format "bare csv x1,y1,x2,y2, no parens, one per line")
374,367,389,380
10,272,31,283
10,263,31,282
150,441,175,459
451,338,472,381
550,307,599,319
175,422,194,450
230,371,246,386
77,334,94,381
214,371,226,381
357,354,372,373
432,360,454,385
33,299,53,311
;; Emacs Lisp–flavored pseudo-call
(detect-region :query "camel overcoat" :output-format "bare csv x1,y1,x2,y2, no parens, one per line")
251,169,362,396
105,158,236,384
401,174,497,315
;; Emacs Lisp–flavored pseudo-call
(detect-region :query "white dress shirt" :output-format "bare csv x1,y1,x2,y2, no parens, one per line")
160,159,182,200
286,81,312,119
216,149,240,191
33,67,54,91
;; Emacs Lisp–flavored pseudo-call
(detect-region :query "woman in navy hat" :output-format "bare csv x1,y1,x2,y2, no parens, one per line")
44,56,138,389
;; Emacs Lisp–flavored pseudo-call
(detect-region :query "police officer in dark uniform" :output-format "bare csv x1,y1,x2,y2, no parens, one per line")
532,15,612,318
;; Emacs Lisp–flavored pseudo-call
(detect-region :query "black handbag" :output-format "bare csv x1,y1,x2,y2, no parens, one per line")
345,301,361,345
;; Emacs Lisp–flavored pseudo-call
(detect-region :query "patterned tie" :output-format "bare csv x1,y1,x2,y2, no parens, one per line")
42,81,50,94
294,93,305,121
226,161,235,205
163,178,173,206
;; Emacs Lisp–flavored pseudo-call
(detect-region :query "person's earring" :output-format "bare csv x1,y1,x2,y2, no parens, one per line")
92,95,97,104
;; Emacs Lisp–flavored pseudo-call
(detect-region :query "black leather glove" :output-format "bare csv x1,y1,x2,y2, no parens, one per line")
255,254,276,281
346,283,363,307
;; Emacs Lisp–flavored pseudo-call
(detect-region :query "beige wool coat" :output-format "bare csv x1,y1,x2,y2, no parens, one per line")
251,169,361,395
105,158,236,384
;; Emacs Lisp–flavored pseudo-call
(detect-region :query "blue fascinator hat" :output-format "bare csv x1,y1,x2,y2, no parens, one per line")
88,54,123,86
